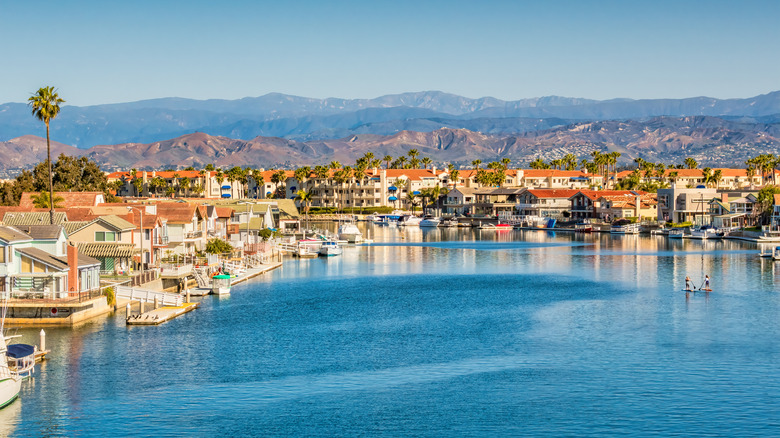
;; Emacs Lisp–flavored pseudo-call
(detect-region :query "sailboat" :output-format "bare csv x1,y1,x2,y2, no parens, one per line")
0,292,21,409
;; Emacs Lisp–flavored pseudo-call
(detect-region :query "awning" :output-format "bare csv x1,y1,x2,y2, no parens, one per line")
77,242,135,258
221,185,231,189
389,196,398,201
413,191,421,195
388,186,398,191
221,194,232,198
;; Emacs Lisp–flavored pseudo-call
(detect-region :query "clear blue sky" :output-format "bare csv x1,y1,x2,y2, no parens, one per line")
2,0,779,106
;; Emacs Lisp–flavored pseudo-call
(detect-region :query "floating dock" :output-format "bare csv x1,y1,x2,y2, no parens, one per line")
126,302,200,326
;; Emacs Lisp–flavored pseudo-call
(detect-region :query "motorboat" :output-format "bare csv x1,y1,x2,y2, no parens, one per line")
610,221,640,234
397,215,422,227
419,217,441,227
440,218,459,228
479,221,513,230
319,240,342,257
338,222,363,242
0,297,22,409
574,222,593,233
689,225,719,240
211,274,232,295
668,227,687,239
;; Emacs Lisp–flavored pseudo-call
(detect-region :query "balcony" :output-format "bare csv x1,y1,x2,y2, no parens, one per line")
184,231,204,240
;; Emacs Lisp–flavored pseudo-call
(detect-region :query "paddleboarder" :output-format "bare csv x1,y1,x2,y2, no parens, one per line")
703,275,710,291
685,276,692,291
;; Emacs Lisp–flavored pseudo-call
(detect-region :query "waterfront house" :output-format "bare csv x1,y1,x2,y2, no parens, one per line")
2,211,68,226
596,193,658,221
569,190,647,220
515,189,580,218
155,203,208,255
443,187,477,215
66,215,136,273
472,188,526,216
520,170,601,190
656,185,718,224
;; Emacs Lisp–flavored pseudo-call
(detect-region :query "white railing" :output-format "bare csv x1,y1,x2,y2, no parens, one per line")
160,264,193,277
115,285,183,306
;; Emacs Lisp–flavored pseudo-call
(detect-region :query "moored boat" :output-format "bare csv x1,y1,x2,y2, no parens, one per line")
0,296,22,409
338,222,363,242
397,215,422,227
610,221,640,234
574,222,593,233
319,240,342,257
211,274,232,295
668,227,687,239
419,217,441,227
479,222,513,230
689,225,719,240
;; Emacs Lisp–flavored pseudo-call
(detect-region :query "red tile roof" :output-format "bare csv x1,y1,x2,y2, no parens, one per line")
526,189,581,199
19,192,105,209
573,190,646,201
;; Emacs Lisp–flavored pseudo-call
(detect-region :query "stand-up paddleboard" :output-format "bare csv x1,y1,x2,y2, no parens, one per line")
681,289,712,292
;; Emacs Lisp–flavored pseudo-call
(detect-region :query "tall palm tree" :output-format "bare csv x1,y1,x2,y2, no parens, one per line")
296,190,313,229
684,157,698,169
28,86,65,224
421,157,432,169
472,159,482,169
383,155,393,169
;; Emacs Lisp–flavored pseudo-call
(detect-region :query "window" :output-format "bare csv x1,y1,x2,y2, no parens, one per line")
0,247,4,264
95,231,116,242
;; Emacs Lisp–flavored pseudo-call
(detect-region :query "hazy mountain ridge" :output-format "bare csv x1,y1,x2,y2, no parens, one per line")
2,91,780,149
1,116,776,171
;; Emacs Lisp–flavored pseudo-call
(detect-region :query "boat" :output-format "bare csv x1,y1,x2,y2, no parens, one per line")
689,225,719,240
338,222,363,243
318,240,342,257
211,274,232,295
440,218,459,228
397,215,422,227
574,222,593,233
419,217,441,227
0,295,22,409
668,227,687,239
5,344,35,379
610,221,640,234
479,222,513,230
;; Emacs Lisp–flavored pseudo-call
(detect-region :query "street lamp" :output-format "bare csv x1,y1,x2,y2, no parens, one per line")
127,206,144,276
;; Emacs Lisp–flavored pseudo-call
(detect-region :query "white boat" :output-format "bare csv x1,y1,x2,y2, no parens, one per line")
419,217,441,227
440,218,459,228
5,344,35,379
319,240,342,257
689,225,719,240
0,295,22,410
574,222,593,233
610,222,640,234
338,222,363,243
668,228,687,239
211,274,232,295
397,215,422,227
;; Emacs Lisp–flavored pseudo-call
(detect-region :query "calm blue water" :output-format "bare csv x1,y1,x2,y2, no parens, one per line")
6,226,780,436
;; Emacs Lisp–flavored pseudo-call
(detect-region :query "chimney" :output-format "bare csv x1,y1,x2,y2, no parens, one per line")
67,242,79,296
721,192,728,203
372,167,378,176
432,166,437,175
635,195,641,218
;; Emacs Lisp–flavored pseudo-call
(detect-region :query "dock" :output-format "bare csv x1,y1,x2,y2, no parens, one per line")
231,261,283,286
126,302,200,325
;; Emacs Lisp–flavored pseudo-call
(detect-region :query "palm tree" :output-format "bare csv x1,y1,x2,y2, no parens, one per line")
31,191,64,209
472,159,482,169
28,86,65,224
684,157,698,169
421,157,432,169
702,167,714,187
383,155,393,169
449,169,460,187
296,189,313,230
712,169,723,190
529,158,549,169
329,161,341,170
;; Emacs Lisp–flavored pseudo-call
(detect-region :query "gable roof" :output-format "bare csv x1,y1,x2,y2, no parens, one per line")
155,203,200,224
215,207,234,218
16,247,69,271
572,190,645,201
0,226,34,244
2,212,67,225
15,225,65,240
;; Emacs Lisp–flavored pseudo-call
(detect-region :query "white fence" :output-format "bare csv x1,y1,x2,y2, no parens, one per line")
115,285,183,306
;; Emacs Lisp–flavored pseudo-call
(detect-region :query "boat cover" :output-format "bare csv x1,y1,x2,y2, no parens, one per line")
7,344,35,359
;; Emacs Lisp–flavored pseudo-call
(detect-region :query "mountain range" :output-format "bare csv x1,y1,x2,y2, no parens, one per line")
2,115,778,171
2,90,780,149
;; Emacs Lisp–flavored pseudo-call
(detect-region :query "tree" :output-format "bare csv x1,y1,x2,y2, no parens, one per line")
529,158,549,169
205,237,233,255
472,159,482,169
28,86,65,224
421,157,432,169
271,170,288,198
383,155,393,169
30,191,64,209
684,157,698,169
757,185,780,220
712,169,723,190
296,189,313,229
449,169,460,187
